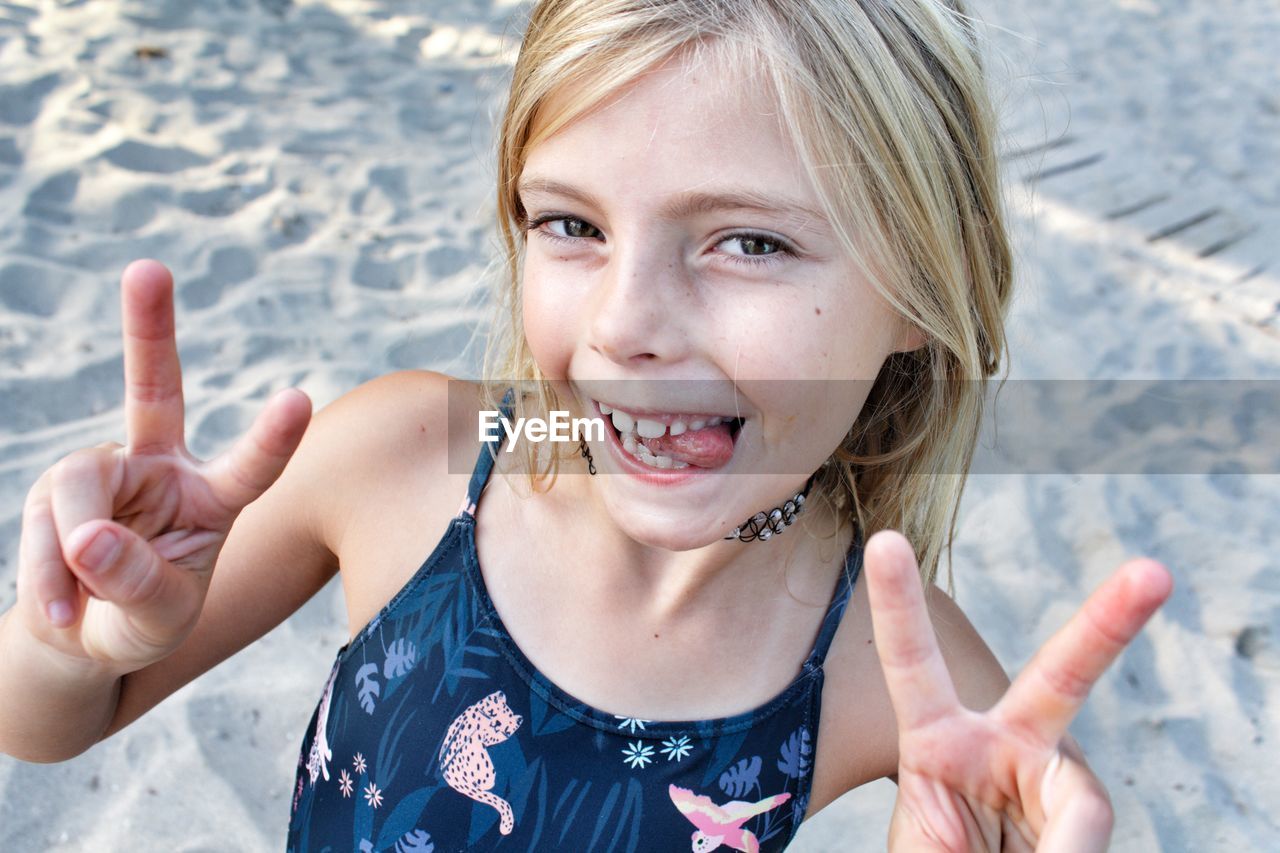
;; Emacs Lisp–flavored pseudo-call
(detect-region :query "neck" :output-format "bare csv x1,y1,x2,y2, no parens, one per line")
496,451,853,621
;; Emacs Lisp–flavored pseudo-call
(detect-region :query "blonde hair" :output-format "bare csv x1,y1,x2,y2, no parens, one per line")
484,0,1012,586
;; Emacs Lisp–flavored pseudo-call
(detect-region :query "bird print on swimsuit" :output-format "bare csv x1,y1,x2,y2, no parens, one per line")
284,433,860,852
669,784,793,853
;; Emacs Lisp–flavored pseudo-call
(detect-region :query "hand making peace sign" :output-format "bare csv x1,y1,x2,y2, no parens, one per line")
864,531,1173,851
16,260,312,674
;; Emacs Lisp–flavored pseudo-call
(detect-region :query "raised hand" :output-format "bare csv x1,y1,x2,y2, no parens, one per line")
15,260,312,674
864,530,1172,852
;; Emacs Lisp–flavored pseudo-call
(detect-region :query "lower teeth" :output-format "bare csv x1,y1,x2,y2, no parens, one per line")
621,430,687,469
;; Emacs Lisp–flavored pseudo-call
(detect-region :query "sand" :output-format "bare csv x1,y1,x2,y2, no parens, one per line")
0,0,1276,850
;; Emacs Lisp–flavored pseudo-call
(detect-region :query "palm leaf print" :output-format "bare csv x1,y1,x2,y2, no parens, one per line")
394,829,435,853
698,727,749,788
777,727,812,779
579,779,649,853
383,638,418,679
718,755,763,798
355,662,381,715
374,786,442,851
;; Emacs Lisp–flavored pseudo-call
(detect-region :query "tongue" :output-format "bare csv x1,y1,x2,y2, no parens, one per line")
640,422,736,468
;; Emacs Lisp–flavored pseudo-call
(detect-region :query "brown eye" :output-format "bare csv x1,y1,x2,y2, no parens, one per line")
717,232,794,266
736,236,778,255
550,217,602,240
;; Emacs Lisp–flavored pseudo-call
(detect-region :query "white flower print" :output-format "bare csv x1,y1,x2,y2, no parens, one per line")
338,769,354,798
364,781,383,809
614,716,650,734
660,735,693,762
621,740,655,769
353,752,367,774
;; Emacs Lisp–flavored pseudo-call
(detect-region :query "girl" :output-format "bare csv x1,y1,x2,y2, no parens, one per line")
0,0,1171,850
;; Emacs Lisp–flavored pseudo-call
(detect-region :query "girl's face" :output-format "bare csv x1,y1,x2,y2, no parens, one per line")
519,50,917,550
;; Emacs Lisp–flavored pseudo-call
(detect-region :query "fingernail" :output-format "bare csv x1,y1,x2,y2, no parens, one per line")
76,528,121,573
47,599,74,628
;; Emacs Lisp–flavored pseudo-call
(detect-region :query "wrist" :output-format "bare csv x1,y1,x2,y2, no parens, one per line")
6,606,132,682
0,609,125,762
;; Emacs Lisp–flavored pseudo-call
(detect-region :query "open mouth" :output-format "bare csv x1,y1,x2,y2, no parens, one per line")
592,399,745,471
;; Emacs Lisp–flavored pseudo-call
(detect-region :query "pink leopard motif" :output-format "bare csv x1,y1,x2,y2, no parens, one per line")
439,690,523,834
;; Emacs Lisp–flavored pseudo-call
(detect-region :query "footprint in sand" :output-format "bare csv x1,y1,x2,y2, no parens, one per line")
22,170,78,224
102,140,209,175
0,137,20,166
0,261,69,318
179,245,259,311
0,72,61,125
2,357,124,432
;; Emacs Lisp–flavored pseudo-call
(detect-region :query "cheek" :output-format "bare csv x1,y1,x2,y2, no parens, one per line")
748,373,874,459
521,263,577,378
740,302,895,383
816,285,905,380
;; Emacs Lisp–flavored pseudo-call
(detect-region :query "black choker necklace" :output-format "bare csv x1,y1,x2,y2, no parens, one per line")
723,481,811,542
578,440,813,543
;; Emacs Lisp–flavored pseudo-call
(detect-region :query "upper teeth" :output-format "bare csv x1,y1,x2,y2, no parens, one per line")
636,418,665,439
605,405,729,439
610,409,634,433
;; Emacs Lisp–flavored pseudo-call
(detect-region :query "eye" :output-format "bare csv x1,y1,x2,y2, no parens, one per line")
724,235,779,256
716,232,796,267
525,215,604,243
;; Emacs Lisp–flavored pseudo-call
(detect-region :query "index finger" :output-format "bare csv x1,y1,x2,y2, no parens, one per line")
864,530,960,732
121,260,185,454
994,559,1172,746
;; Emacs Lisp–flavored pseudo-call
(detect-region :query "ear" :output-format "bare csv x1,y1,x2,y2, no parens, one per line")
893,322,927,354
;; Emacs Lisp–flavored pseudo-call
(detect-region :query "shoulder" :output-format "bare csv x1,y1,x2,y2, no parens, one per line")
298,372,496,634
305,370,472,463
298,371,482,543
807,573,1010,815
918,583,1012,711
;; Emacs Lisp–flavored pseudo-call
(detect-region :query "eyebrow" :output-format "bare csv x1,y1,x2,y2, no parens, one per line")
516,176,831,231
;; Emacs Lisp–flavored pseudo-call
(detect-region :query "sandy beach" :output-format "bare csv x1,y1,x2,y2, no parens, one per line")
1,0,1276,850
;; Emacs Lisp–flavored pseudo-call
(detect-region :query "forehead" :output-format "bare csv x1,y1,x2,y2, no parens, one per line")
530,40,778,139
520,45,820,210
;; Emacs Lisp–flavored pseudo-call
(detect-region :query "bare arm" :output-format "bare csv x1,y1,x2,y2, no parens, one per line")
96,366,467,737
1,368,464,763
0,261,316,761
101,402,342,739
0,606,123,761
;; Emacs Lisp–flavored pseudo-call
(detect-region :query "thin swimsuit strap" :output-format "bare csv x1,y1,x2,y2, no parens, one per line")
459,389,860,671
460,388,513,514
803,538,862,670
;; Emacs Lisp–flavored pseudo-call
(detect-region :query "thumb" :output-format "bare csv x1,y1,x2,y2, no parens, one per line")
64,519,204,636
1036,751,1114,853
206,388,312,511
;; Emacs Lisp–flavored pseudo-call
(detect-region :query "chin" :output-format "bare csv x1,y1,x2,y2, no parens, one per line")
603,500,731,552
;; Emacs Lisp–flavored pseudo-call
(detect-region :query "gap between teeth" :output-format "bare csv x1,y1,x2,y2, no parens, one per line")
606,406,723,438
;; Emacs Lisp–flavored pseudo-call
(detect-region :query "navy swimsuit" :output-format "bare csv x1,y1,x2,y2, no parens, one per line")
286,434,862,852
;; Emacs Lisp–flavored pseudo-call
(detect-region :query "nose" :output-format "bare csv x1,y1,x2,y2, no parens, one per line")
587,241,690,366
